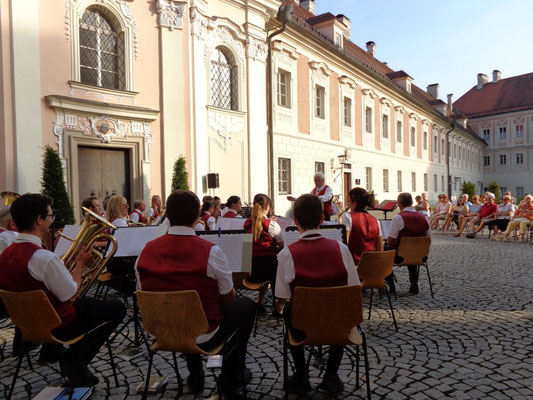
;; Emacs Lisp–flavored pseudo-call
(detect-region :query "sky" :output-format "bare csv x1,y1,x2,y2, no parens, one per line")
314,0,533,103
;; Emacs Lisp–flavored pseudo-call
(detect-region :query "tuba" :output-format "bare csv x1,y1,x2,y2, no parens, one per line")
337,206,350,224
2,191,20,206
57,206,118,301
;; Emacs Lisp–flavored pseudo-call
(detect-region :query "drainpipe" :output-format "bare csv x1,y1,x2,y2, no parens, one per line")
445,123,455,199
266,5,293,205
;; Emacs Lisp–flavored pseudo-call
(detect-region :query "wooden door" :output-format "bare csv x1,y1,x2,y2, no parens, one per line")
343,172,352,208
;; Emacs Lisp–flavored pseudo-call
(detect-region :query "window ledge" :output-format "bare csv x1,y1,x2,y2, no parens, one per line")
206,105,246,116
69,81,139,99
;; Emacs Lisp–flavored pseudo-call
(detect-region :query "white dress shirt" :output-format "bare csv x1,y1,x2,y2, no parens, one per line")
0,230,18,254
203,212,216,231
311,184,333,203
275,230,360,299
134,225,233,343
112,218,129,228
387,207,431,240
12,233,77,302
129,209,144,223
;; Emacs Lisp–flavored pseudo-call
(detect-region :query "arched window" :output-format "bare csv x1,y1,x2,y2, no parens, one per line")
210,47,237,110
79,7,125,90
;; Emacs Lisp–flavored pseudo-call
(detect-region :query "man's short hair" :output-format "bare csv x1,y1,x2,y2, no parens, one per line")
314,172,325,180
293,194,323,230
397,192,413,208
81,197,98,210
133,199,144,209
10,193,53,232
166,190,200,227
0,206,12,228
462,194,469,199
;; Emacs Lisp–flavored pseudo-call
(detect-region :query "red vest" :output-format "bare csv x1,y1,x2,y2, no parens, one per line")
347,211,380,265
224,210,237,218
137,234,222,332
130,209,147,224
244,218,277,256
398,211,429,241
288,237,347,294
312,185,333,216
202,212,213,230
0,242,76,327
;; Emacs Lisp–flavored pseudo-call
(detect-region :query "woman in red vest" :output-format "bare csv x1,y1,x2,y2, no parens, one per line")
222,195,242,218
201,200,216,230
243,194,283,313
341,188,383,265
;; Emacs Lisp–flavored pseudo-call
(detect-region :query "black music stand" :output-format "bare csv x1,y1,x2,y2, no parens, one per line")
372,200,398,220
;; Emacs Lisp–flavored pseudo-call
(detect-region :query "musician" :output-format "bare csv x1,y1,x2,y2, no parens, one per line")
81,197,102,218
201,200,216,231
386,192,431,295
287,172,333,220
129,199,147,224
0,206,18,254
341,188,383,265
147,195,162,219
0,194,125,386
222,196,242,218
106,196,129,227
135,190,256,397
275,194,360,395
214,196,222,218
243,194,283,314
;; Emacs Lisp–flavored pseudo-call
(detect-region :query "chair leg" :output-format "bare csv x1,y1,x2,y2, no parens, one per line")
361,331,372,400
7,354,24,400
355,345,360,389
106,340,119,387
306,346,314,370
142,351,154,400
425,263,434,299
283,327,289,400
385,287,398,332
172,352,183,395
253,308,259,337
368,289,374,320
26,352,33,371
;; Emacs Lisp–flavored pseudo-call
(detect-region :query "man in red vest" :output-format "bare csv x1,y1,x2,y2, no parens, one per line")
386,192,431,294
275,194,360,396
136,190,256,398
0,193,125,386
0,205,18,254
288,172,334,220
129,199,147,224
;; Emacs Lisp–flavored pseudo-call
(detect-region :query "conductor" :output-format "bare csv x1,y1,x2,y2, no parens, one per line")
287,172,334,221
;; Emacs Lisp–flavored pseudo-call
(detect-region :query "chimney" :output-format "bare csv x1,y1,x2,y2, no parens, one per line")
477,73,488,90
336,14,351,38
427,83,439,99
366,41,376,57
492,70,501,83
447,93,453,109
300,0,315,15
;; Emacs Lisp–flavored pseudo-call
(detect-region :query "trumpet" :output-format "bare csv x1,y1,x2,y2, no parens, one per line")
58,206,118,301
2,191,20,206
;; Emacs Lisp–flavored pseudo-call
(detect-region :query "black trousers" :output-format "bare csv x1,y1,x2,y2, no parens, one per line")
283,302,343,376
184,297,256,389
248,255,278,299
53,298,126,367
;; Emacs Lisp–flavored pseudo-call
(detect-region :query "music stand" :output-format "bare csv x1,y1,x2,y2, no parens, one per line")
285,224,347,245
372,200,398,220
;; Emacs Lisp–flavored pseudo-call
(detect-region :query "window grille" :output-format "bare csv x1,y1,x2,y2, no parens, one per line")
277,70,290,108
79,7,125,90
278,158,291,194
396,121,402,142
211,48,237,110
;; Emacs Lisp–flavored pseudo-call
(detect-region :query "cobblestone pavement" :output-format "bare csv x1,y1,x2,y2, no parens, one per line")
1,233,532,399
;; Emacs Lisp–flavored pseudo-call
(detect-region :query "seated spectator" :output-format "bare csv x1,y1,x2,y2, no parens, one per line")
455,195,482,237
500,195,533,242
489,195,515,239
275,194,360,395
414,194,430,219
466,193,498,238
461,194,473,208
136,190,256,397
442,197,469,234
429,194,451,229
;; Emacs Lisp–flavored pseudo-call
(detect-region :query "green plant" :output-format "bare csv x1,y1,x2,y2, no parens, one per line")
487,181,501,203
461,181,476,200
171,155,190,192
41,145,75,228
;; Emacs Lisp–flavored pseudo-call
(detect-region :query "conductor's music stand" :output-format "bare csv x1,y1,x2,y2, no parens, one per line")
372,200,398,220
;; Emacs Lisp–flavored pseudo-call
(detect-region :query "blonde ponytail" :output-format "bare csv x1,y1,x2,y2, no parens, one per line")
251,202,264,241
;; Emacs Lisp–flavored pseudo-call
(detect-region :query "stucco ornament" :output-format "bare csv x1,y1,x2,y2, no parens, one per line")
246,36,268,63
190,7,209,38
157,0,186,30
207,109,245,151
87,115,124,143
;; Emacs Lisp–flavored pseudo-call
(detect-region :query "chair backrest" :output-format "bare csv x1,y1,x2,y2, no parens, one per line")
291,285,362,346
396,236,431,265
0,290,61,343
137,290,209,353
357,250,396,288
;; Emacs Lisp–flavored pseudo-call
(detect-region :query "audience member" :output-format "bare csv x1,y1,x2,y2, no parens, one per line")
489,195,515,239
500,195,533,242
466,193,498,238
455,195,482,237
442,197,468,234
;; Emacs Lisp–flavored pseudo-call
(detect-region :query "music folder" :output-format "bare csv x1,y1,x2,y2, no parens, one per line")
112,226,160,257
197,230,252,273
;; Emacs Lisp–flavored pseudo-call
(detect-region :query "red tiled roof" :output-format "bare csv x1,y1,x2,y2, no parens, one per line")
454,72,533,118
307,12,336,26
342,37,393,76
282,0,314,20
386,70,412,80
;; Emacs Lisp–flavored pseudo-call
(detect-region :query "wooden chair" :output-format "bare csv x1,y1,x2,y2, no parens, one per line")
357,250,398,331
136,290,227,400
394,236,434,298
283,285,371,400
0,290,118,400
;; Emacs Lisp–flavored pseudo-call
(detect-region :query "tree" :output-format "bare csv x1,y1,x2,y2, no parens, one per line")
41,145,75,228
461,181,476,200
171,155,189,192
487,181,501,203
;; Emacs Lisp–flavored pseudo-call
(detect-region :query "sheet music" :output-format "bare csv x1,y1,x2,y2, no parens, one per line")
215,217,245,231
379,220,392,239
113,226,160,257
54,225,82,258
275,217,295,235
199,233,252,273
283,227,344,246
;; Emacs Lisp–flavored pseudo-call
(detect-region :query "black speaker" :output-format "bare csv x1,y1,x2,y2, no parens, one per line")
207,173,219,189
